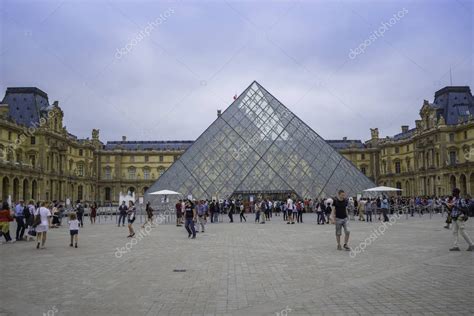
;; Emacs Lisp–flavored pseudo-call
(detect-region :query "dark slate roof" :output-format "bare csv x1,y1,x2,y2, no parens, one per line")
389,127,417,141
103,140,194,151
432,86,473,125
1,87,51,127
326,139,365,149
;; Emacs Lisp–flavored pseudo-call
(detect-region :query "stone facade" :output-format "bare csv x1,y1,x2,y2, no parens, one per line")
0,86,472,205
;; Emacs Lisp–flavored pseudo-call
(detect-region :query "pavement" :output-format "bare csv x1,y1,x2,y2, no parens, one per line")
0,213,473,316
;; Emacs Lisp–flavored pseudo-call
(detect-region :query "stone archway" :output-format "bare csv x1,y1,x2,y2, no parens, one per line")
23,179,29,201
459,174,467,196
449,175,456,191
12,178,20,202
2,177,10,201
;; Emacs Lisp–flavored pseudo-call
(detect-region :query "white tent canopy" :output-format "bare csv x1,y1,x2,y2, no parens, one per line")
148,189,181,195
363,186,402,192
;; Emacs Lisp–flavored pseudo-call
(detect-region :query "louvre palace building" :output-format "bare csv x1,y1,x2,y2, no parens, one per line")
0,82,473,205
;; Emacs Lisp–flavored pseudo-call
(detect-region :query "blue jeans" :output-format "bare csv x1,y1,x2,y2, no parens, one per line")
118,214,126,226
185,218,196,237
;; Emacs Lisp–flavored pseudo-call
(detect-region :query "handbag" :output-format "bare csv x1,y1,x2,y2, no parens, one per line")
28,227,37,236
33,211,42,228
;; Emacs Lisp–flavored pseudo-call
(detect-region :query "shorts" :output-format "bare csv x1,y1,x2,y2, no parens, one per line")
335,218,350,236
70,230,78,236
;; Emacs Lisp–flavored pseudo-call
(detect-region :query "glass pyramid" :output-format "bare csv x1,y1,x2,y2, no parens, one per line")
147,81,374,200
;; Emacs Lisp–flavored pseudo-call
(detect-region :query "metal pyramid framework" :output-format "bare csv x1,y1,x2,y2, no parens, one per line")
147,81,374,199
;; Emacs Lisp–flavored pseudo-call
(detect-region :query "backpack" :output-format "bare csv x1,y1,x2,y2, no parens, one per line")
23,206,31,219
33,209,42,228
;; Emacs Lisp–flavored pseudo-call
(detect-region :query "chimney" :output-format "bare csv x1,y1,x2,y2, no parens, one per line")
217,110,222,117
401,125,409,133
122,136,127,142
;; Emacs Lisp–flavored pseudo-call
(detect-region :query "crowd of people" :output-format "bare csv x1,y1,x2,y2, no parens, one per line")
1,188,473,252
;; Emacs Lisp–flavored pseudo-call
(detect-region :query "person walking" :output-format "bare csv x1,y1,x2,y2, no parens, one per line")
381,197,389,222
255,201,261,223
25,200,36,241
239,202,246,222
142,201,154,228
126,201,136,238
14,200,26,241
330,190,350,251
117,201,128,227
448,188,474,251
75,200,84,228
286,196,294,224
316,199,325,225
175,200,183,227
297,200,303,223
358,199,366,221
68,212,80,248
90,202,97,224
365,199,373,222
33,201,51,249
184,200,196,239
197,200,207,233
0,202,13,243
228,200,234,223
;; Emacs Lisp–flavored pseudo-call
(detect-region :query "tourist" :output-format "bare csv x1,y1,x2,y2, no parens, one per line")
448,188,473,251
324,199,332,224
126,201,136,238
316,199,325,225
118,201,128,227
175,199,183,226
51,202,60,228
0,202,13,243
209,200,216,223
213,200,220,223
255,200,261,223
286,195,294,224
330,190,350,251
90,202,97,224
14,200,26,241
239,202,246,222
25,200,36,241
365,199,374,222
197,200,206,233
358,198,366,221
260,200,266,224
297,200,303,223
34,201,51,249
282,201,287,221
381,197,389,222
75,200,84,227
68,212,79,248
184,199,196,239
268,200,273,219
142,201,154,228
228,200,234,223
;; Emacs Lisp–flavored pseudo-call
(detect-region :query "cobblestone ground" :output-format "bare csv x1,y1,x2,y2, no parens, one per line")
0,213,473,316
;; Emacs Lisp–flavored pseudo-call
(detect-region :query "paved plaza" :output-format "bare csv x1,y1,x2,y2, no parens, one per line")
1,213,473,316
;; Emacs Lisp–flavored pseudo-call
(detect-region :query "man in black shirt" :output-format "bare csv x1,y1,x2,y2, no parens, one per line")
330,190,351,251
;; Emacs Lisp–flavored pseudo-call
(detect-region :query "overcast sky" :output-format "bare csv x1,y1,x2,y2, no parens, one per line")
1,0,472,143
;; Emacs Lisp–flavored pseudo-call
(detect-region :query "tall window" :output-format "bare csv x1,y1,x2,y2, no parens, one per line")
144,155,149,162
395,147,399,154
361,153,365,160
449,133,455,142
31,136,36,145
78,185,83,201
395,161,401,174
360,166,366,175
105,187,111,201
143,168,150,180
104,166,112,180
449,151,456,166
79,149,83,156
128,167,136,180
159,155,164,162
77,163,84,176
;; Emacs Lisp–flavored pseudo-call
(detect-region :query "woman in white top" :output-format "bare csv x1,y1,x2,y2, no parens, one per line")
34,201,51,249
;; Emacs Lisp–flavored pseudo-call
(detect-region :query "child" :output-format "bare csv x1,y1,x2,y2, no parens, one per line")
68,212,79,248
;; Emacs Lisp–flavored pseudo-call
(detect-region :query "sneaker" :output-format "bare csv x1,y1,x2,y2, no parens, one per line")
36,243,40,249
449,247,461,251
343,244,351,251
191,235,196,239
467,245,474,251
337,245,342,250
130,233,135,238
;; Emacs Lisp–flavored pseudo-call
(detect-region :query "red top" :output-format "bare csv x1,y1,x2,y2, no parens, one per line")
0,209,13,222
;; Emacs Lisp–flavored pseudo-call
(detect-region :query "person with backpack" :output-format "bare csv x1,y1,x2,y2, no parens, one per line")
14,200,26,241
448,188,473,251
75,200,84,228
